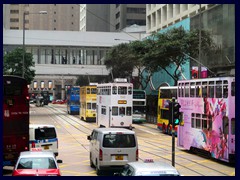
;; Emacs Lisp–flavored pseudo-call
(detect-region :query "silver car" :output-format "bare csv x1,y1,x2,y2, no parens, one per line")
115,159,181,176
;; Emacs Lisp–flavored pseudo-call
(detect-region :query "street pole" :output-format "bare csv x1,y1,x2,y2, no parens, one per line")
22,12,26,78
172,97,175,167
198,4,202,79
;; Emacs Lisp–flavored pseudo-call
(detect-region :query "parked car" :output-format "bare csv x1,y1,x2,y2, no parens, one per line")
12,151,62,176
114,159,181,176
87,128,138,175
52,99,65,104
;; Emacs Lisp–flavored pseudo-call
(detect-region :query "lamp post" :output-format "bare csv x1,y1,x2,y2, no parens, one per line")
22,11,47,78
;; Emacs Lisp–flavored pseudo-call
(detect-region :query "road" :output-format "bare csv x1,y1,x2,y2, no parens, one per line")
3,103,235,176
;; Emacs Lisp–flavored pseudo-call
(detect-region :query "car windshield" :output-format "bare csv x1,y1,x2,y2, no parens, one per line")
103,134,136,148
17,157,57,169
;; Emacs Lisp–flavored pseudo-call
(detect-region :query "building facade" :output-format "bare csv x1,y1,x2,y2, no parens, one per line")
79,4,110,32
4,4,80,31
146,4,216,33
110,4,146,32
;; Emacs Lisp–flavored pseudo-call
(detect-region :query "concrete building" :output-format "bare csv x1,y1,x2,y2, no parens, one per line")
3,29,145,99
79,4,110,32
4,4,80,31
110,4,146,32
146,4,216,33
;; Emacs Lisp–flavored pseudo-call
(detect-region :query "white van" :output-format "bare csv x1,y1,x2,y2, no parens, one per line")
87,128,138,175
29,124,58,156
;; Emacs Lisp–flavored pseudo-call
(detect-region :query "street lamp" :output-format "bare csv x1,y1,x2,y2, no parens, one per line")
22,10,47,78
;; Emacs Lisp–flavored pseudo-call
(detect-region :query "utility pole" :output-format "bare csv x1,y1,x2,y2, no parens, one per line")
198,4,202,79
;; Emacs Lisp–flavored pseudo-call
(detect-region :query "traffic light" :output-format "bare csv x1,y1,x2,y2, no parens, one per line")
172,102,181,126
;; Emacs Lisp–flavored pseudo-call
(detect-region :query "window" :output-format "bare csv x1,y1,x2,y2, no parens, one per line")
91,88,97,94
101,106,106,115
103,134,136,148
119,107,125,116
112,86,117,94
185,83,189,97
118,86,127,95
128,86,132,95
126,107,132,116
216,81,222,98
231,118,235,135
231,82,235,96
35,127,56,140
112,107,118,116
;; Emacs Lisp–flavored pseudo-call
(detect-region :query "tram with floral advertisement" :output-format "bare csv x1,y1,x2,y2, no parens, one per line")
177,77,235,163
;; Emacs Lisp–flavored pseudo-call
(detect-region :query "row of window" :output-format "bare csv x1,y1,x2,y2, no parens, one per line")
191,113,235,135
178,81,235,98
101,106,132,116
97,86,133,95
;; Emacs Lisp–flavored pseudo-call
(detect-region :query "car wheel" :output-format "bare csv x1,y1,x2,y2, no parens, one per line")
90,153,95,168
95,160,101,175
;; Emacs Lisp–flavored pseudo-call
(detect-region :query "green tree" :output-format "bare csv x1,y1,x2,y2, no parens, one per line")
3,48,35,84
143,27,215,85
104,43,134,80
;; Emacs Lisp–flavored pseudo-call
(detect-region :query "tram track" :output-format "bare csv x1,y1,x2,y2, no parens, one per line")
37,105,234,176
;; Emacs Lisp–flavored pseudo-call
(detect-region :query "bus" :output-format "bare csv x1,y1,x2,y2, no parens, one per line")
3,75,30,166
66,86,80,115
96,78,133,129
80,85,97,122
132,89,146,123
177,77,235,163
157,86,178,135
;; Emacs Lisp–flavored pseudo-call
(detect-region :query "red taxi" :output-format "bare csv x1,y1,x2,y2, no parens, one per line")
12,150,61,176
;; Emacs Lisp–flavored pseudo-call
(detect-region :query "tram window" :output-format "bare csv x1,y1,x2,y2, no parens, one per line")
118,86,127,95
112,107,118,116
87,88,90,94
216,81,222,98
196,82,201,97
191,118,195,128
119,107,125,116
196,114,201,129
231,118,235,135
202,119,207,130
126,107,132,116
223,116,229,134
101,106,106,115
190,83,195,97
92,103,96,110
208,81,214,98
231,82,235,96
161,109,169,119
112,86,117,95
208,116,212,130
185,83,189,97
128,86,132,95
87,103,91,109
91,88,97,94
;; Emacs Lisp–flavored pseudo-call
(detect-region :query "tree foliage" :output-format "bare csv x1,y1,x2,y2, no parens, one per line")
104,27,216,88
3,48,35,84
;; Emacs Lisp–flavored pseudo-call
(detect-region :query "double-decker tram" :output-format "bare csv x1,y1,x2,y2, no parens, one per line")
3,75,30,166
177,77,235,163
80,84,97,122
66,86,80,115
157,86,177,135
132,89,146,123
96,78,133,129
